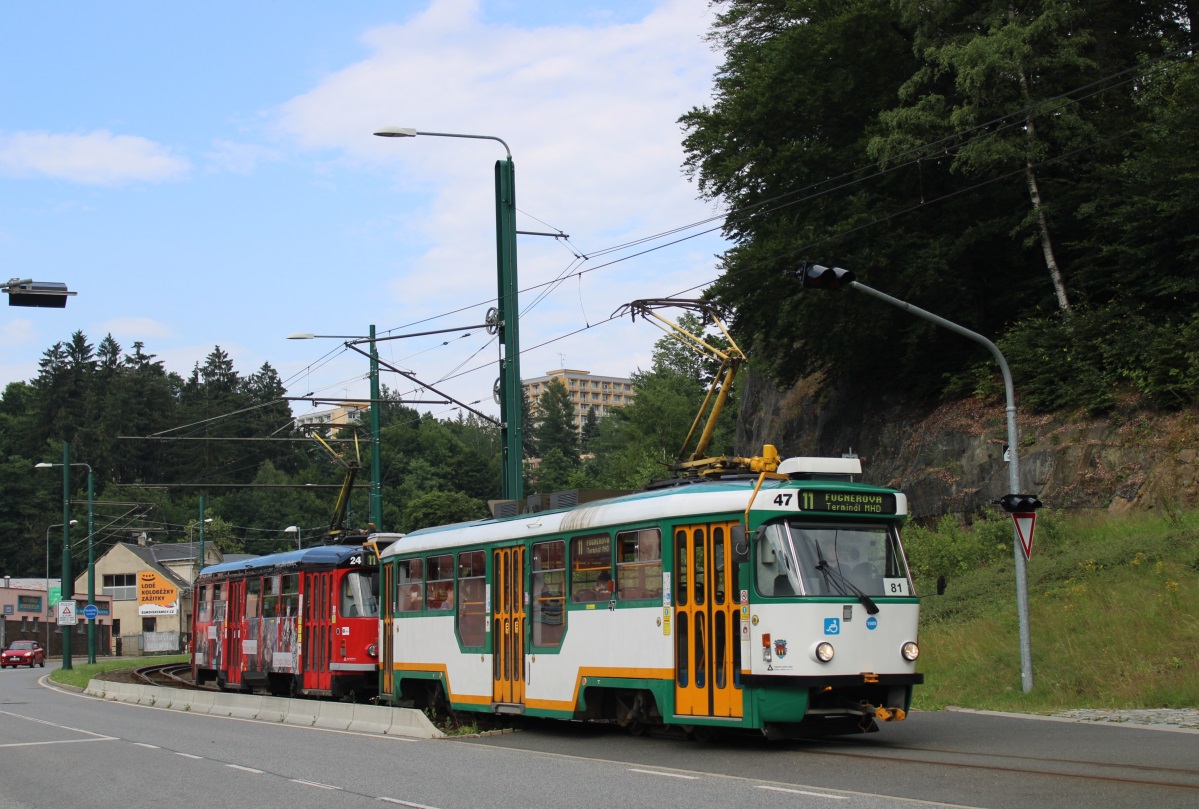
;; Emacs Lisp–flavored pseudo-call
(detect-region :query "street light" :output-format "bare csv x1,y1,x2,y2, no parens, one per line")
800,264,1035,693
289,328,384,530
44,520,77,651
373,125,524,502
35,446,94,667
284,525,302,549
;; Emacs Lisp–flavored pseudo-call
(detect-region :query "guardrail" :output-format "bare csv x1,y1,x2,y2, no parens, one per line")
84,679,444,739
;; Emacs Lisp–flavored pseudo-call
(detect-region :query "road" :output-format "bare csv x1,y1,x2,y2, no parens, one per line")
2,663,1197,809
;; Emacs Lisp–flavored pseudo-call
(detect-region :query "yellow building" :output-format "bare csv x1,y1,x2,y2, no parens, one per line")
522,369,635,433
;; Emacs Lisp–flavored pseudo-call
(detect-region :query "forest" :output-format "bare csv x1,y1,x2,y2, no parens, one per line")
4,2,1198,577
681,1,1198,413
0,318,735,578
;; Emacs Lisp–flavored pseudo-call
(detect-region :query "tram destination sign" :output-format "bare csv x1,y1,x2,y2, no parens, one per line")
800,490,897,515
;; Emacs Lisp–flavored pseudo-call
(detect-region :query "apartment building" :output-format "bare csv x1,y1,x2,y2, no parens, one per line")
522,369,635,433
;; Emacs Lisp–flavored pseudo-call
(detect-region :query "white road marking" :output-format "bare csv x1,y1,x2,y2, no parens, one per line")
291,779,341,790
175,752,203,760
757,785,850,800
377,797,441,808
628,768,700,780
133,742,160,749
226,764,264,774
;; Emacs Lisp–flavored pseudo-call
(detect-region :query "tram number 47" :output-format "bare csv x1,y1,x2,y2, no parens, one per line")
773,493,794,507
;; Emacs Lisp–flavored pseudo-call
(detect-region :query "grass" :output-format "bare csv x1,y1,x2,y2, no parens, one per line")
48,654,188,690
912,508,1199,713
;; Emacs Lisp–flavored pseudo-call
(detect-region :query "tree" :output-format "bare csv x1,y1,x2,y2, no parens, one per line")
400,490,486,533
533,379,578,465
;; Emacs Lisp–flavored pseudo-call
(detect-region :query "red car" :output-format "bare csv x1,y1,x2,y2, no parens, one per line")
1,640,46,668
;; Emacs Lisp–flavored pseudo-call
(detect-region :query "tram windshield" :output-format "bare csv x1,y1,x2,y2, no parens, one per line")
755,519,912,598
341,570,379,618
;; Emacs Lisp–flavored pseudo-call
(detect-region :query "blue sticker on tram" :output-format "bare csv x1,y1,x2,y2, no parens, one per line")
824,618,840,635
866,616,878,630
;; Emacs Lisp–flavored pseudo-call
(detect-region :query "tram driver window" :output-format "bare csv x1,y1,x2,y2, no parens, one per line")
571,534,611,602
396,558,424,614
755,523,800,597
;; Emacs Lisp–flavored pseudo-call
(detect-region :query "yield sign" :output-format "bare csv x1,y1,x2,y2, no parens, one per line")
1012,512,1037,560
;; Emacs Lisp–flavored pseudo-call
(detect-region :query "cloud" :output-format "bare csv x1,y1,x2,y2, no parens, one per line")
205,139,282,175
272,0,726,407
0,130,190,185
0,318,36,349
97,317,175,341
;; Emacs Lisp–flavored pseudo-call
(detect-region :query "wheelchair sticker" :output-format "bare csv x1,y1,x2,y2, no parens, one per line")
824,618,840,635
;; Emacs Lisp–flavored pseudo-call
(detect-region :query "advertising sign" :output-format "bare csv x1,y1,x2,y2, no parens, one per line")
138,570,179,616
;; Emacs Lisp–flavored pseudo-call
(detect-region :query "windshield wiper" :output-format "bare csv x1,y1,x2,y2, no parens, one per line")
815,560,880,615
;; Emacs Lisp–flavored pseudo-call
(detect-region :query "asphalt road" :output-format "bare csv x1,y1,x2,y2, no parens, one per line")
2,663,1197,809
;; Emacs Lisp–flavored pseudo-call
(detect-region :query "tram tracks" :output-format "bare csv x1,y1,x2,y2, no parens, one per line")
132,663,209,690
813,739,1199,792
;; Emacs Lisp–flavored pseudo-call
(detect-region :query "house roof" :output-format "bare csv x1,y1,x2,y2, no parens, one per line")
119,542,200,591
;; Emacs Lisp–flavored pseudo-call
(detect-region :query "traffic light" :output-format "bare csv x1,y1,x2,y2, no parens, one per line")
3,278,77,308
997,493,1043,513
799,264,856,290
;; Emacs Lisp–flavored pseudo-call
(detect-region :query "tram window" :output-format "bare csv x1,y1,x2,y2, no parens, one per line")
616,528,661,601
755,523,800,597
425,554,454,611
676,530,689,607
280,574,299,619
571,534,611,602
262,576,281,616
396,558,424,614
531,540,565,646
457,550,486,646
198,585,211,622
342,570,379,617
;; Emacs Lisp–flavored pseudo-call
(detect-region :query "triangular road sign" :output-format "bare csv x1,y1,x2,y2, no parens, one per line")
1012,512,1037,560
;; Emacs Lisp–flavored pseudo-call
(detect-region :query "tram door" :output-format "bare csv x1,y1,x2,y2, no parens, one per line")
226,579,246,686
673,522,743,719
380,563,395,699
492,546,526,706
304,572,332,691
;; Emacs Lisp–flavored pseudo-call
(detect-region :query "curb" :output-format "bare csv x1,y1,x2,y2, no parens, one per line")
80,679,444,739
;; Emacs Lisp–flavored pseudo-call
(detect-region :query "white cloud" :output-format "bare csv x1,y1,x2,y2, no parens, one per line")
268,0,727,411
0,130,189,185
0,318,36,349
205,139,282,175
97,317,175,341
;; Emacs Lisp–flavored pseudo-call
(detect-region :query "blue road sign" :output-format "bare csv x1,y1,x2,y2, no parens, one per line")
83,604,98,620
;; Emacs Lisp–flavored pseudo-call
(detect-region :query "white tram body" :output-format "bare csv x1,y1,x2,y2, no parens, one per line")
376,457,922,738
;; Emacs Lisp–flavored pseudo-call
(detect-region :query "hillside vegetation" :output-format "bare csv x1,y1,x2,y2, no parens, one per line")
909,509,1199,711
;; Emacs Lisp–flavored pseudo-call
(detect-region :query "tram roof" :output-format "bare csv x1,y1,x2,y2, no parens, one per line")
377,476,906,559
199,544,360,578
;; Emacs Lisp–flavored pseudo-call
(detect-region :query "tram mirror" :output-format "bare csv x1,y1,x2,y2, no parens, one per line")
936,575,946,596
731,525,750,562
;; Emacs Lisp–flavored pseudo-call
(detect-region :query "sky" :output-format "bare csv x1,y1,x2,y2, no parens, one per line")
0,0,730,427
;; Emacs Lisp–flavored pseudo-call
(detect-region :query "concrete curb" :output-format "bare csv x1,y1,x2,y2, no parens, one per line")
83,679,443,738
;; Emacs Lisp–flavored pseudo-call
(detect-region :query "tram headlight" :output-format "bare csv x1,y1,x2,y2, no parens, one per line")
900,641,920,662
367,644,379,658
813,642,835,663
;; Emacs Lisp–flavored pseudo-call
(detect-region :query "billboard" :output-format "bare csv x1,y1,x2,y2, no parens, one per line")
138,570,179,616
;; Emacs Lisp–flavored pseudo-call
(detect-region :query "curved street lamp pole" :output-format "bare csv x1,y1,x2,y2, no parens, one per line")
35,446,94,666
373,126,524,503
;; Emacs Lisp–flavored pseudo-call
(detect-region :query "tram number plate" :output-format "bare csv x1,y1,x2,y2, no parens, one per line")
883,578,909,597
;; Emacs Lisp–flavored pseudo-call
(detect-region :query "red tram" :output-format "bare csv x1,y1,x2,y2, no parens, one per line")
192,544,380,700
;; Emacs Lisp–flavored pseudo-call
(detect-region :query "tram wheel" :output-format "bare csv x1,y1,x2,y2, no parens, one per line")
688,725,715,743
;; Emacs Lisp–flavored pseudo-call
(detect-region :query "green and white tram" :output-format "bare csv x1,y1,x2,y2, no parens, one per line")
375,453,922,739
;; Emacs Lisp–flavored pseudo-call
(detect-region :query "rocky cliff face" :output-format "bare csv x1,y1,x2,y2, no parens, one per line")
736,368,1199,521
